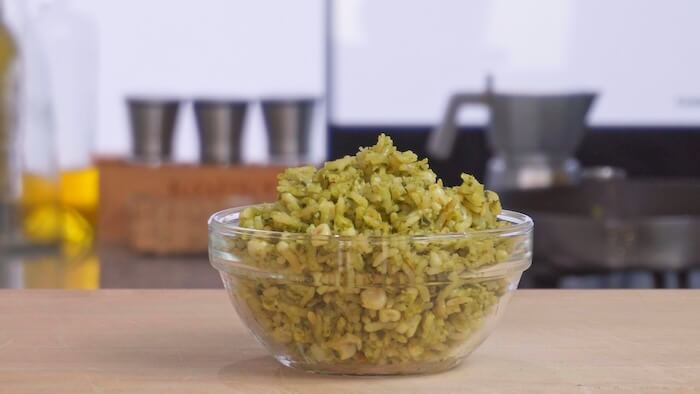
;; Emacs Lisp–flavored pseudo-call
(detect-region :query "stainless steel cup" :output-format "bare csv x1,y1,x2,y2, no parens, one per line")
261,99,315,163
127,98,180,164
193,99,248,165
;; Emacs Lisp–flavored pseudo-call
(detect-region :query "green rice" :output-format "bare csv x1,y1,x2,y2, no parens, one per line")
225,134,514,367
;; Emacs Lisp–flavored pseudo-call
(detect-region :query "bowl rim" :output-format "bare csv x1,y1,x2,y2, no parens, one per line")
208,204,533,242
209,204,533,280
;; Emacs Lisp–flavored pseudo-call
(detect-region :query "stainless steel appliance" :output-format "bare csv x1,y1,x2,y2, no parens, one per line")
429,87,596,191
500,179,700,286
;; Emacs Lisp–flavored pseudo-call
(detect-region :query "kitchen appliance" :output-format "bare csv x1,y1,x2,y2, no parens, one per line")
429,86,596,191
193,99,247,165
127,98,180,165
500,179,700,286
261,98,314,163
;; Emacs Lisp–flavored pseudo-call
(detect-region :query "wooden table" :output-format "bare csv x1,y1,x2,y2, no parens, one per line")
1,290,698,393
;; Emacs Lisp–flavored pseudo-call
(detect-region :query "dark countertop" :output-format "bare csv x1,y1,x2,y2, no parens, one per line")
2,244,699,289
0,245,220,289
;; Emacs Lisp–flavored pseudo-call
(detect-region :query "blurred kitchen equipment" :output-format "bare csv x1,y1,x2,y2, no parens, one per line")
32,0,99,247
193,99,247,164
429,85,596,191
0,2,60,254
127,98,180,165
261,98,314,163
500,179,700,274
581,166,627,182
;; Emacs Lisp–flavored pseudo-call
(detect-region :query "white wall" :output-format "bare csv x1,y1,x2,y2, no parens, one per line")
72,0,326,162
12,0,700,165
332,0,700,126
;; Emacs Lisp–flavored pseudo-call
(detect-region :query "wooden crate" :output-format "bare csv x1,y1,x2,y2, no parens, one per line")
127,196,248,255
97,159,284,253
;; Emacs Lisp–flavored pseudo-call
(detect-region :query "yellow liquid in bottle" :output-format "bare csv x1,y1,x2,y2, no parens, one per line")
21,166,99,245
21,173,60,243
60,166,99,246
21,166,101,289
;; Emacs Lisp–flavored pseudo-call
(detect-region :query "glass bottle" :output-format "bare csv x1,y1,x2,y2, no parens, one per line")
0,0,60,253
32,0,99,249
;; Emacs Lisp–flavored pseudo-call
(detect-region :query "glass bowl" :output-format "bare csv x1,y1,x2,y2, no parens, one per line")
209,205,533,375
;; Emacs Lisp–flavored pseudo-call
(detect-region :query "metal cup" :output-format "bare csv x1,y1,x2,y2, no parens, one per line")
193,99,248,165
261,99,315,163
127,98,180,164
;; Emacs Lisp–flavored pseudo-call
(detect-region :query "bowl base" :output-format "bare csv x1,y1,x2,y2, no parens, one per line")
275,356,463,376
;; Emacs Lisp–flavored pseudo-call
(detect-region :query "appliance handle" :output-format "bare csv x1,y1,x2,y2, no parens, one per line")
427,93,489,160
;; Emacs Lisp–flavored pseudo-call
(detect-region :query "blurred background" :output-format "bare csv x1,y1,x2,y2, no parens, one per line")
1,0,699,289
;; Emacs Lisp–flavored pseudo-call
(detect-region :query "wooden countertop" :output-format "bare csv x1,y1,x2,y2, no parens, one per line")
1,290,698,393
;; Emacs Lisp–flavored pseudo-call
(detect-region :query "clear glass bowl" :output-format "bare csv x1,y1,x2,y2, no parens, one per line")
209,205,533,375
